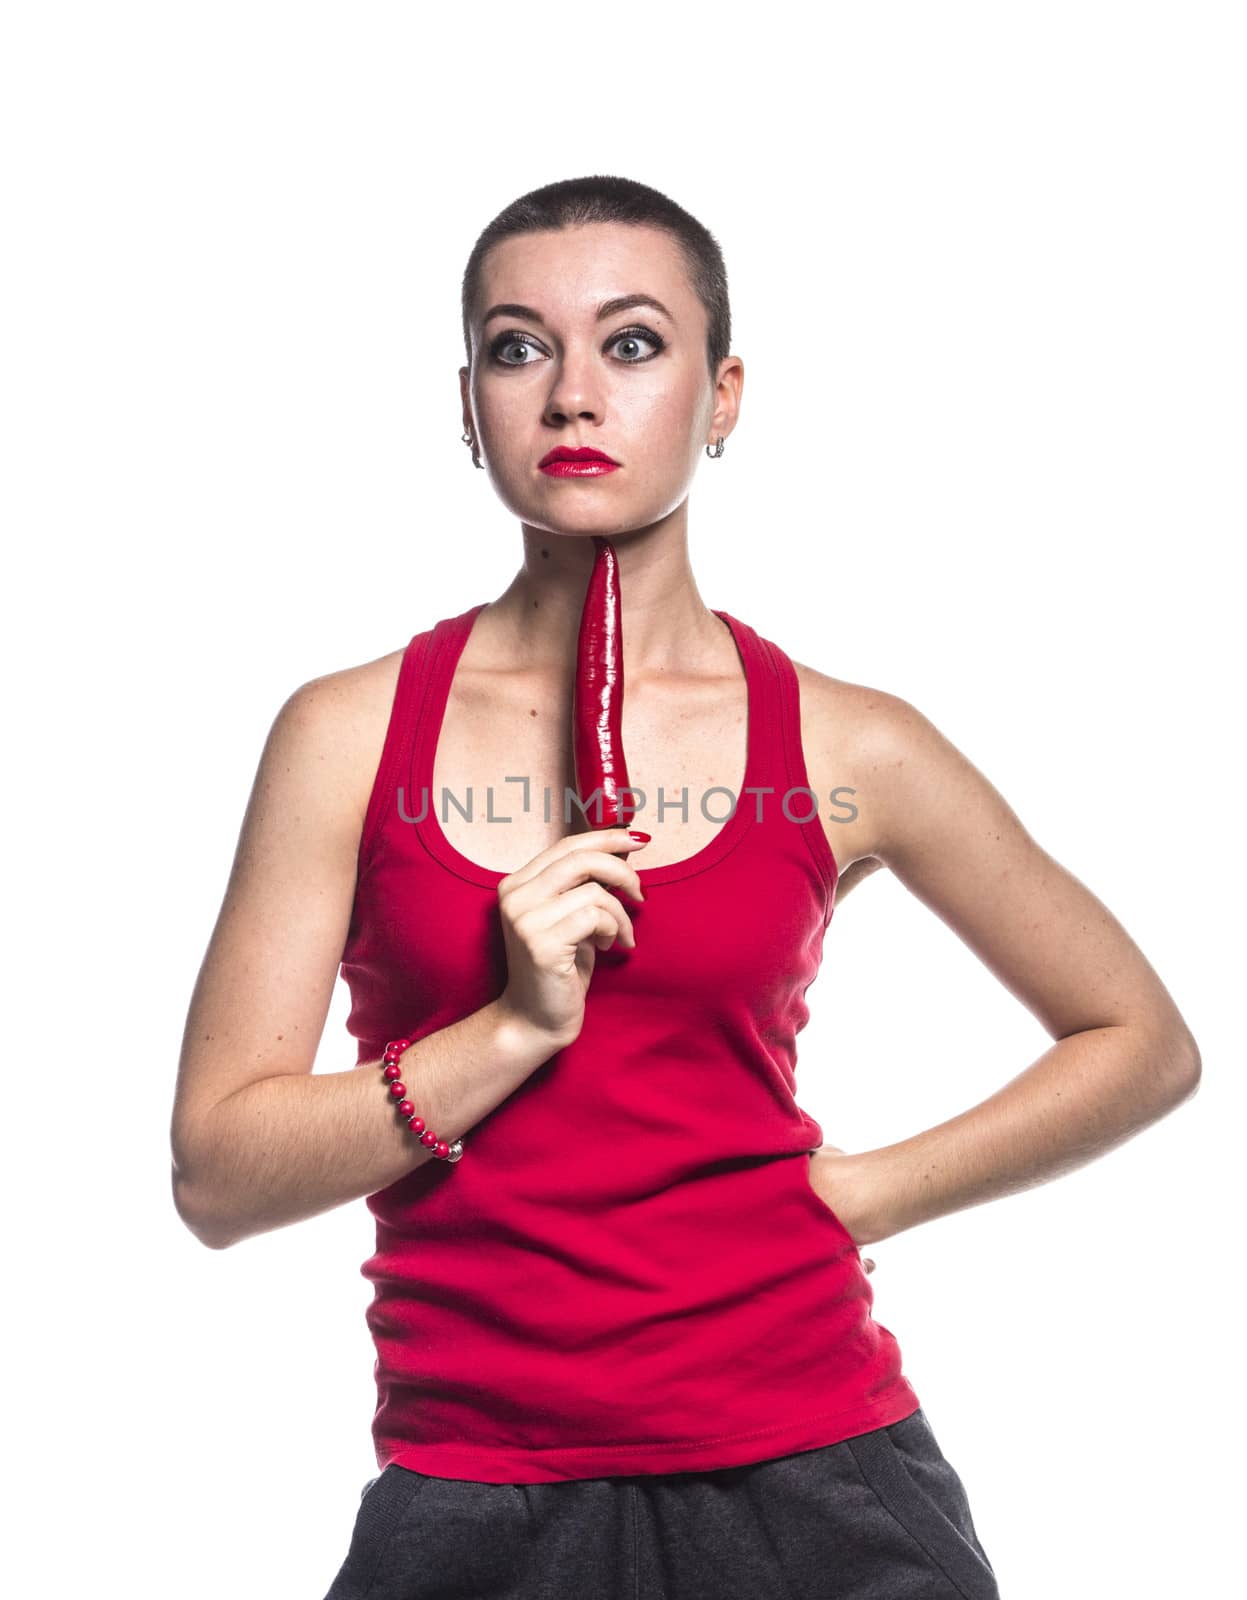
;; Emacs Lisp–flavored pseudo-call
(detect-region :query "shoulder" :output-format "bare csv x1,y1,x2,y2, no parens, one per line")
788,655,961,871
789,656,915,747
260,642,412,834
792,651,1031,875
274,643,407,749
791,658,948,768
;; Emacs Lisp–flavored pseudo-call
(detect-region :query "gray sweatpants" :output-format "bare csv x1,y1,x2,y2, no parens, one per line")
322,1406,1001,1599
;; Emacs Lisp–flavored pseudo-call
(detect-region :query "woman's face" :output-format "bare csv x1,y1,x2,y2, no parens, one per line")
461,222,738,539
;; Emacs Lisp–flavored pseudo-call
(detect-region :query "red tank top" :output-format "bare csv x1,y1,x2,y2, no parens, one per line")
339,603,921,1483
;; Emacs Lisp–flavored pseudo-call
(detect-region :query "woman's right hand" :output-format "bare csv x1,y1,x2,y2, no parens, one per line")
495,827,648,1050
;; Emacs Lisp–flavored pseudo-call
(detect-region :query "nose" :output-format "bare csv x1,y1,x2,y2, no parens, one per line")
543,346,604,429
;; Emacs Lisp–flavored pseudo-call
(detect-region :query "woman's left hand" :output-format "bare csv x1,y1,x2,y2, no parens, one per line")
809,1144,877,1274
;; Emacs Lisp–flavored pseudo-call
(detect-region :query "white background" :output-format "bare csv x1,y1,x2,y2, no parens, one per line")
4,4,1242,1596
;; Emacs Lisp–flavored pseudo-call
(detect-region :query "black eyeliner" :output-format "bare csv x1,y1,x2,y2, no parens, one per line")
488,325,666,364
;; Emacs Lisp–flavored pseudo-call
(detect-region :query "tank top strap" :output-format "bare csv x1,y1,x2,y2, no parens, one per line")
410,606,789,813
711,608,791,801
374,602,835,905
410,603,488,805
356,621,442,877
758,627,814,801
717,611,838,909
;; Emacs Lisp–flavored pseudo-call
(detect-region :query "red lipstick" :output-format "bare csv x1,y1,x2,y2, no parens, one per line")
539,445,621,478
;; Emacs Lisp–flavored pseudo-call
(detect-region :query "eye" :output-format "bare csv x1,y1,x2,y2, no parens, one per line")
607,325,666,362
487,325,667,367
489,331,547,367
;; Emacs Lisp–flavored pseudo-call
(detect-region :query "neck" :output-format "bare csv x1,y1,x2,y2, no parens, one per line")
477,512,727,674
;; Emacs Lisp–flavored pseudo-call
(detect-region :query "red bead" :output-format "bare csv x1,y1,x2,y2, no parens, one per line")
388,1038,411,1052
398,1100,414,1118
420,1130,437,1148
435,1140,449,1159
388,1081,406,1099
408,1115,426,1134
383,1063,402,1081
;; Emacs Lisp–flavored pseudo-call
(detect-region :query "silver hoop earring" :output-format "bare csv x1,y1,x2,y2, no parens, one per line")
705,436,725,458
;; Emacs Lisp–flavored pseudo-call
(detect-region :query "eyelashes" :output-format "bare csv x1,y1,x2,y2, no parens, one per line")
488,325,667,368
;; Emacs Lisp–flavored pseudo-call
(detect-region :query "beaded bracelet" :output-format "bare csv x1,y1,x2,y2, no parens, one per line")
381,1036,464,1163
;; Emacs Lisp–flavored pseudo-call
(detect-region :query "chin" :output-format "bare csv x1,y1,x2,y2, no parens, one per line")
509,500,643,541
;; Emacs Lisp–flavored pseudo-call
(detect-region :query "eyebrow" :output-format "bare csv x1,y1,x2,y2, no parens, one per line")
480,293,675,329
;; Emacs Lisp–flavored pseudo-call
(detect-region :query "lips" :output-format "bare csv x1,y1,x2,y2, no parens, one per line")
539,446,620,466
539,445,621,477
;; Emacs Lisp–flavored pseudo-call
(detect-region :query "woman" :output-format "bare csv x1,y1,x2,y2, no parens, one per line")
171,175,1200,1599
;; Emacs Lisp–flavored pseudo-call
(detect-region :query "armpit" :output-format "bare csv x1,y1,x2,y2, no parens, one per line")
832,855,884,903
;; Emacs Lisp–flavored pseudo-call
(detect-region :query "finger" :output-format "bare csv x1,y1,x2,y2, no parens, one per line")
524,882,636,950
863,1257,876,1274
552,896,636,952
504,839,646,905
499,827,646,893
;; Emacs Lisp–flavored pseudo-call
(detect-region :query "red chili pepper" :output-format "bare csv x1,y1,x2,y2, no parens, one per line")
573,535,633,830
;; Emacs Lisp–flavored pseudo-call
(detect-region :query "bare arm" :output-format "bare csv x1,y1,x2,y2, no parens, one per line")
178,1004,558,1251
826,693,1201,1247
169,667,561,1250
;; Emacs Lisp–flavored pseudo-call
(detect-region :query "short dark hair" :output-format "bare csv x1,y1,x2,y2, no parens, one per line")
461,174,731,384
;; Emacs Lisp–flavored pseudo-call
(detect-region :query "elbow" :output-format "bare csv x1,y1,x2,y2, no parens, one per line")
172,1167,238,1251
1165,1026,1202,1105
